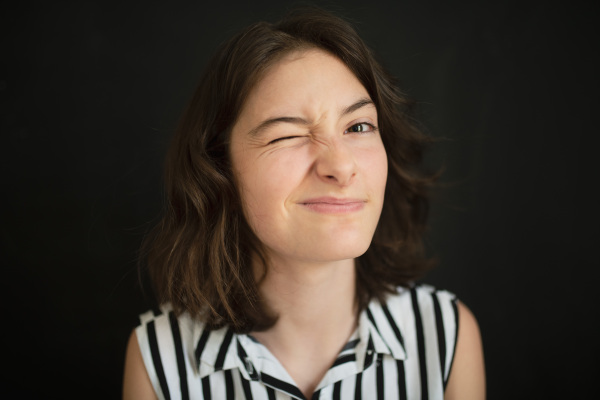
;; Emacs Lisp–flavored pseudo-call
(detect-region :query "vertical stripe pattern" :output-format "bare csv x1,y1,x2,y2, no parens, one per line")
168,312,189,400
147,320,171,400
410,287,428,400
431,292,447,382
397,360,407,400
134,284,460,399
201,376,211,400
376,354,384,400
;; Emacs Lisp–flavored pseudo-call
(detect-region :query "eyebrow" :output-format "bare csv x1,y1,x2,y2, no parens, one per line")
248,116,309,137
247,97,375,137
341,97,375,116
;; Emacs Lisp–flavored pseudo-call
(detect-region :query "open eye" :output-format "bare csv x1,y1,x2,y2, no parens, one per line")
345,122,377,134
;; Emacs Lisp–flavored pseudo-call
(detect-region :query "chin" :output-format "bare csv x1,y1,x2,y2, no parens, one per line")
308,239,372,263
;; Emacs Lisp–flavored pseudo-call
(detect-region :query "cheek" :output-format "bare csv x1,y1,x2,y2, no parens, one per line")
237,151,310,226
362,143,388,196
379,153,389,194
237,173,275,244
243,149,310,196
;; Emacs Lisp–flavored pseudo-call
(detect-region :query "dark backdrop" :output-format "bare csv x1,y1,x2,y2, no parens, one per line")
2,0,597,398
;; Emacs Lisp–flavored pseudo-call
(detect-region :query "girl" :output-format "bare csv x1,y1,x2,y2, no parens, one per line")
123,8,485,400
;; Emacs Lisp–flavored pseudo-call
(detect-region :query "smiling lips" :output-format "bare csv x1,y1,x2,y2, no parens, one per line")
299,197,366,213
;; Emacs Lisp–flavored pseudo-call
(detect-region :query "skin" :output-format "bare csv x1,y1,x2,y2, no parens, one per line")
229,49,388,398
445,302,487,399
122,48,485,399
122,304,485,400
123,332,157,400
229,50,388,267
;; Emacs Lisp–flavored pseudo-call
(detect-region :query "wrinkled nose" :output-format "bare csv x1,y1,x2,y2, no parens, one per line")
315,141,357,187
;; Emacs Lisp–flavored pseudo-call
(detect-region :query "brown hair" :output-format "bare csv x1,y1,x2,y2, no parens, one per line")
142,8,436,332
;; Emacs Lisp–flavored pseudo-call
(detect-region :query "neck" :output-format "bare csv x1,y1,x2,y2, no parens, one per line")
251,255,358,398
256,256,357,332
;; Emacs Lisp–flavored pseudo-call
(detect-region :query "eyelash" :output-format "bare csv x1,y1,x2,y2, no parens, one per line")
267,122,377,145
345,122,377,134
267,136,303,145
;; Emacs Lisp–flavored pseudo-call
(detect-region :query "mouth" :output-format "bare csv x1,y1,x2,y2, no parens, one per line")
298,197,366,214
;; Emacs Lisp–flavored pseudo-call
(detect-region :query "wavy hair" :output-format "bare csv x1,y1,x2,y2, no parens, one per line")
142,8,436,332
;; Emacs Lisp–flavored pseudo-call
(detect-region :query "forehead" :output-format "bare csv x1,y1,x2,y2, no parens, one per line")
239,48,370,119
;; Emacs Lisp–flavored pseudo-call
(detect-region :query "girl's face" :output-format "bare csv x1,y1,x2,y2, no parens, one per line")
229,49,388,266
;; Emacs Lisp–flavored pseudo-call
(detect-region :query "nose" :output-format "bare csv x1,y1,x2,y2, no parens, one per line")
314,139,357,187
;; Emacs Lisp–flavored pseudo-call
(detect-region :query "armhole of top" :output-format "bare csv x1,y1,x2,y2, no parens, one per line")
135,318,167,400
443,298,460,389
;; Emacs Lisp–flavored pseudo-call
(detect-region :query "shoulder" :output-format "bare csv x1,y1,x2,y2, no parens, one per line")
445,301,486,399
382,284,459,333
135,305,198,346
374,284,460,353
127,305,205,400
372,284,462,391
123,330,158,400
385,283,458,304
134,305,199,371
384,286,485,399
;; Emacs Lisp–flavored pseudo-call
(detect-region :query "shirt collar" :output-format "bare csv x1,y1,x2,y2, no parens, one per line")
192,296,407,382
192,324,240,378
364,297,408,361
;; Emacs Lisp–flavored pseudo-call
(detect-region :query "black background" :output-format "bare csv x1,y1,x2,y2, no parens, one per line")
2,0,598,398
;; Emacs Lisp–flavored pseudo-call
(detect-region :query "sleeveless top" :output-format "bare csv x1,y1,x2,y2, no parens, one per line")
135,284,458,400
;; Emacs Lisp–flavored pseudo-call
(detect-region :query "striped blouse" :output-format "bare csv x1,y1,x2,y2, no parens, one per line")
135,284,458,400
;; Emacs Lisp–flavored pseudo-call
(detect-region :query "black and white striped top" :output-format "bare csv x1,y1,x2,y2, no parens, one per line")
135,284,458,400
